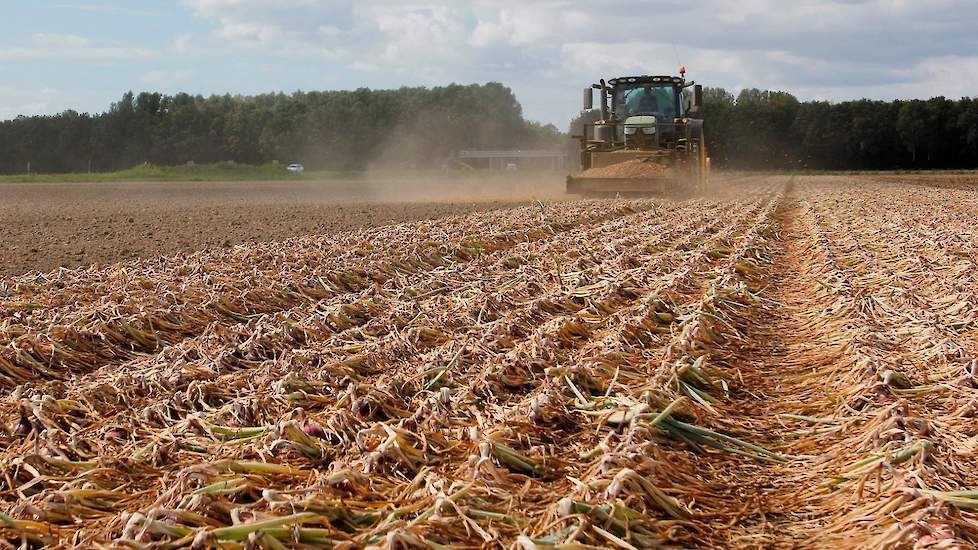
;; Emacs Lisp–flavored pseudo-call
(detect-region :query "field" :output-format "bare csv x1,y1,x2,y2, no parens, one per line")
1,174,978,548
0,177,562,277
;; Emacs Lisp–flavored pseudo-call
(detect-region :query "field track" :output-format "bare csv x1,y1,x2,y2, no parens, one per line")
2,175,978,548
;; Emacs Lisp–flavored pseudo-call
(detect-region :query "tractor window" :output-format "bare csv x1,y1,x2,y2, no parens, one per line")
615,84,677,118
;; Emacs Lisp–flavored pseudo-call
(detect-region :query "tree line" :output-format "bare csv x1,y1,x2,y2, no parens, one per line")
701,88,978,170
0,83,563,174
2,82,976,175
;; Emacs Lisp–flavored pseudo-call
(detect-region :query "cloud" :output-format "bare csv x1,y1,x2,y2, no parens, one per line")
54,3,164,16
793,55,978,102
172,33,194,55
469,5,592,47
182,0,356,46
0,33,156,61
0,86,69,119
141,69,196,87
32,33,92,49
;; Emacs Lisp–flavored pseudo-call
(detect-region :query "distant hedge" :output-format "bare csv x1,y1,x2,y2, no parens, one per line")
700,88,978,170
0,83,563,175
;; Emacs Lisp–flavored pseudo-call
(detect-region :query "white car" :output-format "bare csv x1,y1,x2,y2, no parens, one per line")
286,163,305,173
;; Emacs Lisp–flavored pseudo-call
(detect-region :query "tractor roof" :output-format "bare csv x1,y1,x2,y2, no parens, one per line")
608,76,684,86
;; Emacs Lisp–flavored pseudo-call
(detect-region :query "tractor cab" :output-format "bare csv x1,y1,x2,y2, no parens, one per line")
612,78,681,119
609,76,689,150
582,72,702,152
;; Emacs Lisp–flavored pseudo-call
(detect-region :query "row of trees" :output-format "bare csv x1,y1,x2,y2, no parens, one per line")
701,88,978,170
3,83,977,174
0,83,563,174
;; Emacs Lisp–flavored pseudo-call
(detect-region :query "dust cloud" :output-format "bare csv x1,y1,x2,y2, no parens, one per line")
355,173,567,204
355,112,569,204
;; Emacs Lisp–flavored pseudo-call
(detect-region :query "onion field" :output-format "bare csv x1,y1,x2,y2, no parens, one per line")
2,175,977,548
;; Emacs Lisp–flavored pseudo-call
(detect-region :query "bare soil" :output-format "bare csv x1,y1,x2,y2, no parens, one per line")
0,177,564,278
857,172,978,190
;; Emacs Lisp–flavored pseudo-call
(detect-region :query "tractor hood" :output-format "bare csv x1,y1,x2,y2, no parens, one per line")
622,115,657,138
623,115,656,126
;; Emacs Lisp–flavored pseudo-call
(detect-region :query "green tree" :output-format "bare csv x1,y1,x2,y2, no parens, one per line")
896,100,927,164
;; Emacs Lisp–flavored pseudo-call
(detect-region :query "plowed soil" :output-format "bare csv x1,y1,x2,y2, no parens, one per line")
857,172,978,190
0,177,562,277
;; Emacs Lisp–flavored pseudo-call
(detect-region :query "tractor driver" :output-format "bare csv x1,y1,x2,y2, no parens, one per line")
636,90,659,114
621,86,662,117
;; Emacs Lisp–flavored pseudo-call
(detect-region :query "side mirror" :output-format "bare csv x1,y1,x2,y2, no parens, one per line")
583,87,593,111
690,84,703,113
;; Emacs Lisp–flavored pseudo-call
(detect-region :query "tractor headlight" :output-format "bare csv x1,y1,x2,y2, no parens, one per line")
641,127,656,135
624,127,638,135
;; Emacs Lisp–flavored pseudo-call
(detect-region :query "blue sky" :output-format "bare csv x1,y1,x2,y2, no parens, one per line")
3,1,978,126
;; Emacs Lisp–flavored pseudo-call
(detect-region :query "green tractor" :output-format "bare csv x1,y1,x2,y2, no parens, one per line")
567,67,710,196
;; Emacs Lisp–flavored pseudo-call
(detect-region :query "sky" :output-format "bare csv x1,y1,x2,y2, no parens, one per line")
2,0,978,127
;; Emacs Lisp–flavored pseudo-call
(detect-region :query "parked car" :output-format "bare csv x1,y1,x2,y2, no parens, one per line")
286,163,305,173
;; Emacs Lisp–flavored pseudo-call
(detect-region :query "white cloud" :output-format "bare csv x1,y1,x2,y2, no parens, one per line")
470,6,591,47
172,33,194,54
794,55,978,101
141,69,196,87
182,0,354,44
921,56,978,99
33,33,92,49
54,3,164,16
0,33,155,61
214,21,281,44
0,86,68,119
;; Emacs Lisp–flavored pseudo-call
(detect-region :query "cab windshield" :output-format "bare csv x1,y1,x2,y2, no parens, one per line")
614,84,677,118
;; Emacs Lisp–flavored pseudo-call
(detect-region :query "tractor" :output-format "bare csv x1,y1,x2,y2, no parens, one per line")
567,67,709,196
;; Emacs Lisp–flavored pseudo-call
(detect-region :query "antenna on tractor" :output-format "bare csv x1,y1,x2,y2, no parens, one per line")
673,44,684,75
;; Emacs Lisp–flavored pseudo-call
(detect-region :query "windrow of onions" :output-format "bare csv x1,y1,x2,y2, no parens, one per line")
771,178,978,547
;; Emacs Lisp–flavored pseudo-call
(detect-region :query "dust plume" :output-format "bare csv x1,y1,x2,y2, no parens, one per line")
359,111,568,203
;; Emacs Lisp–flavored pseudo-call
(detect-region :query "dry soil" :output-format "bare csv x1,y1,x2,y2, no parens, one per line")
0,176,564,277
